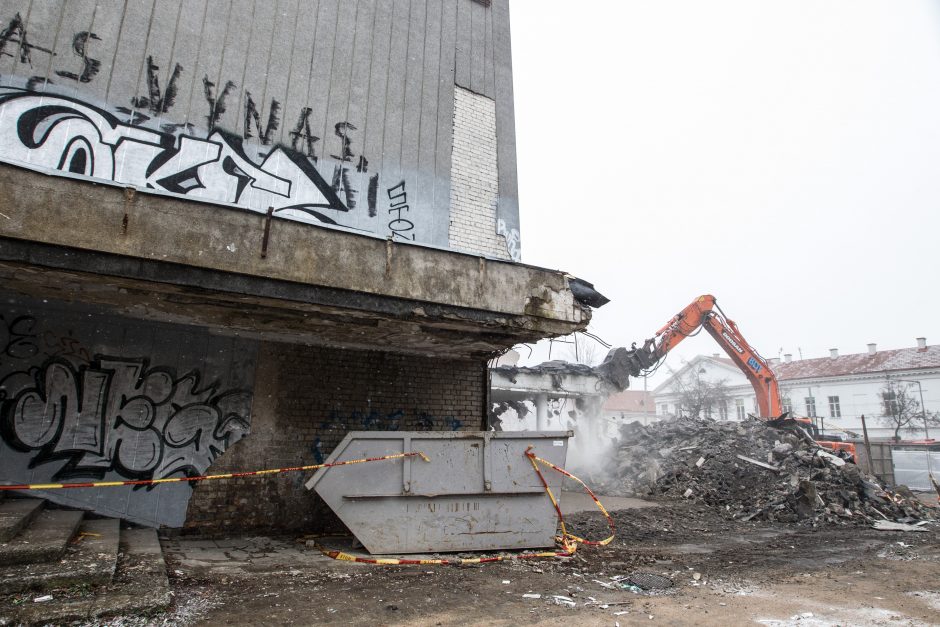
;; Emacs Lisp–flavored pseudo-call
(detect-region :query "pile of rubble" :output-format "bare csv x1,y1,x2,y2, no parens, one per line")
583,417,936,526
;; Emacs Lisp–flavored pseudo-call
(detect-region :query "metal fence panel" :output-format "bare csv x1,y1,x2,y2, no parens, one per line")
891,450,940,490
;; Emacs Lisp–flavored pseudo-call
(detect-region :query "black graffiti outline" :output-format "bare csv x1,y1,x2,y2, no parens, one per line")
0,13,54,67
1,314,38,360
2,90,353,219
0,355,252,483
131,55,183,115
244,93,281,145
55,31,101,83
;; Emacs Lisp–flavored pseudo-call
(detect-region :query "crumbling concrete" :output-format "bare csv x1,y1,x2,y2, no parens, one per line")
587,417,937,526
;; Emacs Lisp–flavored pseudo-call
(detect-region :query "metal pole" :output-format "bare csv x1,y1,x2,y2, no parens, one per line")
860,413,875,476
915,381,928,440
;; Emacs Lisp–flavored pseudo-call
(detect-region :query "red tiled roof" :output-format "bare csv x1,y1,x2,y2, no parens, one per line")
772,345,940,380
603,390,654,411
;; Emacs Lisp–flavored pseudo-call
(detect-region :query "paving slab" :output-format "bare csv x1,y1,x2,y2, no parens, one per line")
0,518,120,594
91,528,171,619
0,509,83,566
0,499,44,543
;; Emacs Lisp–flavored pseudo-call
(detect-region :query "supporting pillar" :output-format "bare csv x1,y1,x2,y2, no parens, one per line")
535,394,548,431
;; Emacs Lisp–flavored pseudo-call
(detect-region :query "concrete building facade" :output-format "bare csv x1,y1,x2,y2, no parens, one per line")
0,1,594,534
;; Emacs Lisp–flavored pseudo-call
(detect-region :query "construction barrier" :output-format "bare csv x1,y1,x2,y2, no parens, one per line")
2,443,615,566
309,445,616,566
0,452,429,491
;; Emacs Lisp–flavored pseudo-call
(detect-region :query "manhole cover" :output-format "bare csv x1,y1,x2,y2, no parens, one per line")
625,572,674,590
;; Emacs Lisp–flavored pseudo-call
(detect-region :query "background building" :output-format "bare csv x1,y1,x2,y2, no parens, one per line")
0,0,595,533
653,340,940,441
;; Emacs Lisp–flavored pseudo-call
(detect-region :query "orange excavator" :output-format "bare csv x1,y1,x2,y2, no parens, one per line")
629,295,856,461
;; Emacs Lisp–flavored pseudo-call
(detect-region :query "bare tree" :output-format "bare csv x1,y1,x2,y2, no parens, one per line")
565,334,602,366
880,381,940,441
671,367,731,420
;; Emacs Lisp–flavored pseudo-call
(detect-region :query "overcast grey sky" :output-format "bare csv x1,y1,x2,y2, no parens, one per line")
509,0,940,384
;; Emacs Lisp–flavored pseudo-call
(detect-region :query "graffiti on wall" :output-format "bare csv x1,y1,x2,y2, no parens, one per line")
0,10,521,257
0,12,415,240
0,301,256,527
1,356,252,482
0,91,357,226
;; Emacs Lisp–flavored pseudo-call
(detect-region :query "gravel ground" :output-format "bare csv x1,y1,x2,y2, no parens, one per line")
143,498,940,626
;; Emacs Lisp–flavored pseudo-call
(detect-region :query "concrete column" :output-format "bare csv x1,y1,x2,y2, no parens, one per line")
535,394,548,431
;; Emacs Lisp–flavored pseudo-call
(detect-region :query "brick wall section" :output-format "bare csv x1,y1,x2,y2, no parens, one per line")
448,86,511,259
184,342,486,535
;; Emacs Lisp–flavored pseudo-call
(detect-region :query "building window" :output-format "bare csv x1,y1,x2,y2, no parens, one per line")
660,403,668,415
882,390,898,416
718,401,728,420
781,397,792,415
735,398,745,420
828,396,841,418
805,396,817,418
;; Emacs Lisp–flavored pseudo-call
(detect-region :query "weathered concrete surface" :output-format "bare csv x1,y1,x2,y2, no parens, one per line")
0,518,119,594
0,499,44,543
90,528,171,620
0,510,83,566
0,163,585,326
0,244,581,358
0,525,169,625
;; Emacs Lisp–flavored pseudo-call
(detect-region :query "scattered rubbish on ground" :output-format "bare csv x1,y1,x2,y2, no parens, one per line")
551,595,576,607
31,596,52,604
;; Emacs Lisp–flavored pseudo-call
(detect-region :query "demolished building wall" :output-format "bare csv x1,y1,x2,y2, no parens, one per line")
0,1,599,533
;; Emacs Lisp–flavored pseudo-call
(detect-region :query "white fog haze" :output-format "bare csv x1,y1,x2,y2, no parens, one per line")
510,0,940,382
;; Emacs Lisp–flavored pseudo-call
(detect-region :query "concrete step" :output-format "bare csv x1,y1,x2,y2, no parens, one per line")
0,498,45,542
0,518,120,595
0,509,84,566
1,526,171,625
89,528,171,620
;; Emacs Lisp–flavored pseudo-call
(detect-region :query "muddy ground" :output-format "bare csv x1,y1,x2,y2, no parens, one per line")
130,495,940,627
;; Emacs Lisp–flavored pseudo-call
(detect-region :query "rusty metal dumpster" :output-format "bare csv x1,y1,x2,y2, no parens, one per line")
305,431,571,554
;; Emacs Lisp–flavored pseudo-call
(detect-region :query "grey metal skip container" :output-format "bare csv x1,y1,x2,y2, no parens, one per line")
305,431,572,554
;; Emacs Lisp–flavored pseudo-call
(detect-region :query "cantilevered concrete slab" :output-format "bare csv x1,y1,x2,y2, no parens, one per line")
0,163,593,358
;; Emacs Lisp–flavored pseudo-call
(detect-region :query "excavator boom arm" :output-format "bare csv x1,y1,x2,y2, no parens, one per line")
644,295,783,419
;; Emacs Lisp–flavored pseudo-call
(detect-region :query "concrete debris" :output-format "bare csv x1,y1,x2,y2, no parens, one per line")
872,521,929,532
586,416,937,526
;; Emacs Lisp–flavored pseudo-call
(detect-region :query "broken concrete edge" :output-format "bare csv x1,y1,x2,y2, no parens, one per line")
0,241,591,359
0,160,601,324
492,344,641,394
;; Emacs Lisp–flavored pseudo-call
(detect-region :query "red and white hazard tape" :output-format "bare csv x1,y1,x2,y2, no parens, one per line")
0,452,429,491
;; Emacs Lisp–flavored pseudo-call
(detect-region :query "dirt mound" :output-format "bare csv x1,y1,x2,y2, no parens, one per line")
580,417,935,526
